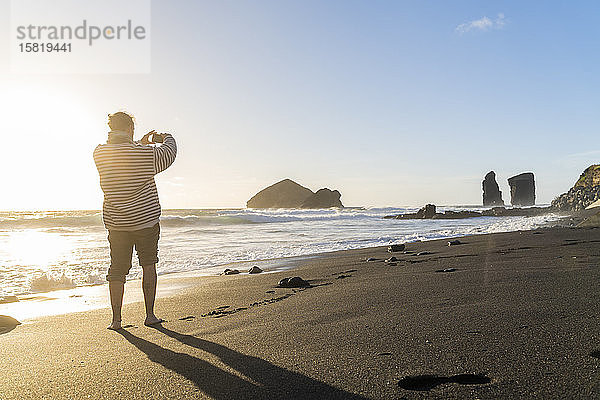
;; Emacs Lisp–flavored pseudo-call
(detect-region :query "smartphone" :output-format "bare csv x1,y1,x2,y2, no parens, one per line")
152,133,164,143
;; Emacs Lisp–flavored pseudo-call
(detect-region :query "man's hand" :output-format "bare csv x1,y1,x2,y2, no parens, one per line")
140,130,156,144
140,130,156,145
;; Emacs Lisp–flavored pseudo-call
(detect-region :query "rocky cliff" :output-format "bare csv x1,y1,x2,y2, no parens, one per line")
573,164,600,188
508,172,535,206
482,171,504,206
551,165,600,211
247,179,344,209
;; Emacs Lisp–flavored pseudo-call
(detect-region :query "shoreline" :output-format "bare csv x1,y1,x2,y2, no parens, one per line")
0,206,569,300
0,224,599,398
0,211,572,322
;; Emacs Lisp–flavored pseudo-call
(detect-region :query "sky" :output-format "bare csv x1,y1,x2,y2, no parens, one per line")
0,0,599,209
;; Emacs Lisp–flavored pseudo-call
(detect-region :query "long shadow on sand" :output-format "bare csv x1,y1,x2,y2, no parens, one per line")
118,326,368,400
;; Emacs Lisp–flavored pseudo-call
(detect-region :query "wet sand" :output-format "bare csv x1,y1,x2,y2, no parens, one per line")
0,226,599,399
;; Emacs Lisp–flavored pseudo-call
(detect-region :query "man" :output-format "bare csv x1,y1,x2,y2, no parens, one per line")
93,111,177,330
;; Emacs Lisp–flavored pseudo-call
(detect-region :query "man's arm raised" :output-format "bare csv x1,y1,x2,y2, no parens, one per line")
153,133,177,174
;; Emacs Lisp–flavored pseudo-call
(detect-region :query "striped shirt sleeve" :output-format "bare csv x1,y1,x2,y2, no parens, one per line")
154,134,177,174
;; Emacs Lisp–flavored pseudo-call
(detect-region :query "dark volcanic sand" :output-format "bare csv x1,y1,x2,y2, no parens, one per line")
0,227,598,399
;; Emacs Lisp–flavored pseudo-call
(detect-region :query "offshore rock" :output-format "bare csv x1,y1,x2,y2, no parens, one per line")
482,171,504,206
247,179,313,208
415,204,436,219
300,188,343,208
508,172,535,206
247,179,343,208
384,204,550,220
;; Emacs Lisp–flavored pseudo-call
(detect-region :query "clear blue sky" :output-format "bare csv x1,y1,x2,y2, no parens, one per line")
0,0,598,209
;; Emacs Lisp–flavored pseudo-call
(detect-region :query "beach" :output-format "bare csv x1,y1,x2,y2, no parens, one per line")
1,225,598,399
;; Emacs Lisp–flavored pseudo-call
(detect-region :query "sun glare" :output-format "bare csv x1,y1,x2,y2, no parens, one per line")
4,231,73,267
0,82,101,210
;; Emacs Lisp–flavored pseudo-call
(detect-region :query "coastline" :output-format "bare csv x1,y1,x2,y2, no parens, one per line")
1,224,599,398
0,206,564,299
1,210,567,322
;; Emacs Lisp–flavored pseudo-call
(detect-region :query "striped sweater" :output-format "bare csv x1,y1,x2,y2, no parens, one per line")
93,132,177,231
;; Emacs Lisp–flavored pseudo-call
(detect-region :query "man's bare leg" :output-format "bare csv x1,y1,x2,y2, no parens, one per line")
142,264,163,326
108,281,125,330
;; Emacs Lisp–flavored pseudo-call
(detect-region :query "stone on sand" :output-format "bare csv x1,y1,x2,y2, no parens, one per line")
222,269,240,275
388,244,405,252
278,277,309,288
0,315,21,335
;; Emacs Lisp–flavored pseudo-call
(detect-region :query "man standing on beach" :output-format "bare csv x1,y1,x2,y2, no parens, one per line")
93,112,177,330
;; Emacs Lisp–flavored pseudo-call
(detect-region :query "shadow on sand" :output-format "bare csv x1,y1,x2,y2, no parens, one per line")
118,325,368,400
398,374,491,391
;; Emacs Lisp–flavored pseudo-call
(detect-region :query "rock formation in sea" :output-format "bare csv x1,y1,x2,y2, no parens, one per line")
507,172,535,206
300,188,343,208
482,171,504,206
247,179,344,208
415,204,436,219
551,165,600,211
383,204,550,220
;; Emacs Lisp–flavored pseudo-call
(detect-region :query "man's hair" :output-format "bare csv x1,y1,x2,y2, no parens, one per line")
108,112,135,132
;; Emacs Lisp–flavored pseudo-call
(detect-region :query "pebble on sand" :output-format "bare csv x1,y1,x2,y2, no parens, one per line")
448,240,462,246
436,268,457,273
0,315,21,335
388,244,406,253
222,268,240,275
278,277,310,288
248,266,263,274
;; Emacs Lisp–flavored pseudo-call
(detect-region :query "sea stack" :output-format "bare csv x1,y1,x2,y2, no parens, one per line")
508,172,535,206
482,171,504,206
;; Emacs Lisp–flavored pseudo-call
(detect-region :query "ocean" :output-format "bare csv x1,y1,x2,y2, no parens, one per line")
0,207,559,298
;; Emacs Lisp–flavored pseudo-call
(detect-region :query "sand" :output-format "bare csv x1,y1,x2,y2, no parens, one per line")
0,226,599,399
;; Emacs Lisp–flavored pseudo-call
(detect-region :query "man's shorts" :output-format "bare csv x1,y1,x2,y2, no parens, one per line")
106,223,160,282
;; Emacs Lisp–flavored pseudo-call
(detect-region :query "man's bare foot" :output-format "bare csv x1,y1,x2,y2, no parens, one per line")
144,315,164,326
107,320,122,330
